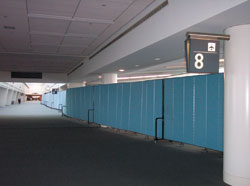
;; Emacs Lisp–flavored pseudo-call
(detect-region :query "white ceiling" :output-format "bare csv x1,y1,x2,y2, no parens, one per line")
90,0,250,79
0,0,156,73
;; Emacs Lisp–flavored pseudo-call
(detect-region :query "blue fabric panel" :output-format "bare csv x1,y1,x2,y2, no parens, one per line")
121,83,130,131
91,80,162,137
194,76,207,147
217,75,224,151
86,86,94,121
41,90,66,111
164,74,224,151
65,86,94,120
108,84,118,127
165,79,174,139
44,74,223,152
66,89,72,116
206,75,224,151
129,82,142,133
173,78,184,142
155,80,163,139
183,77,194,144
75,88,81,119
94,86,101,124
116,84,123,129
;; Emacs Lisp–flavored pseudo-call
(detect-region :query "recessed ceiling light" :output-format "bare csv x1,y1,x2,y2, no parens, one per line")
98,75,102,79
219,59,224,62
135,65,140,67
119,69,125,72
154,58,161,61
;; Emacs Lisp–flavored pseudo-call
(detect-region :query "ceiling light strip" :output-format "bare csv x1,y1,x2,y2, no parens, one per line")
28,13,114,24
118,74,170,80
30,31,98,38
31,43,88,48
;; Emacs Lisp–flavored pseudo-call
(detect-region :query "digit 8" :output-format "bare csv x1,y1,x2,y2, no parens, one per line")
194,53,204,69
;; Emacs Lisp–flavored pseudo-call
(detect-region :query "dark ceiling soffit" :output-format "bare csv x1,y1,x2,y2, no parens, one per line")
89,0,169,60
67,62,84,76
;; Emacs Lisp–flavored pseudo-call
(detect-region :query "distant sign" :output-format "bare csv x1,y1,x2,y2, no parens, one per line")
52,89,57,94
185,39,219,73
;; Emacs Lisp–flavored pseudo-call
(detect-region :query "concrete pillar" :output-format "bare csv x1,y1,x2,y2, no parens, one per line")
0,87,8,107
6,89,14,106
224,24,250,186
102,73,117,84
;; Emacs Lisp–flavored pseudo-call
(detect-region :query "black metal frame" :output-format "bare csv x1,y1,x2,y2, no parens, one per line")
154,79,165,141
88,109,94,124
155,117,164,140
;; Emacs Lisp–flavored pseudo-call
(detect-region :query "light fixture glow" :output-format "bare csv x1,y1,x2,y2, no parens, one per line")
135,64,140,67
118,74,170,80
118,69,125,72
154,58,161,61
219,59,224,62
98,75,102,79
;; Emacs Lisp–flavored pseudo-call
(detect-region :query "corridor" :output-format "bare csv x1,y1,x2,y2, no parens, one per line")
0,102,227,186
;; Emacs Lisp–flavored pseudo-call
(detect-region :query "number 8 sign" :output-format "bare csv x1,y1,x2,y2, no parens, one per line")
185,38,219,73
194,53,204,69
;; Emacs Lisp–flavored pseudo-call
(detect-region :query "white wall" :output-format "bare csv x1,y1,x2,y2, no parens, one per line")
0,87,8,107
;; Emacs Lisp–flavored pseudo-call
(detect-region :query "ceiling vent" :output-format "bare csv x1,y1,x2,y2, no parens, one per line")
4,26,15,30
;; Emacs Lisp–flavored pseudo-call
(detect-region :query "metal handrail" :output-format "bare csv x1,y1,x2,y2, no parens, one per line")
154,117,164,141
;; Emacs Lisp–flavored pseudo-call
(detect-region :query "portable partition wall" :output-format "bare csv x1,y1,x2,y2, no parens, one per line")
42,74,224,151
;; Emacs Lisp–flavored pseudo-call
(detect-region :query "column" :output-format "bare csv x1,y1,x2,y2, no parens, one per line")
224,24,250,186
102,73,117,84
6,89,14,106
0,87,8,107
12,91,17,104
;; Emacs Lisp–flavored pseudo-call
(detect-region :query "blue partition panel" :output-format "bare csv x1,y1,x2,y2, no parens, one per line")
65,87,94,120
41,91,66,110
94,80,162,137
164,74,224,151
42,74,224,151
